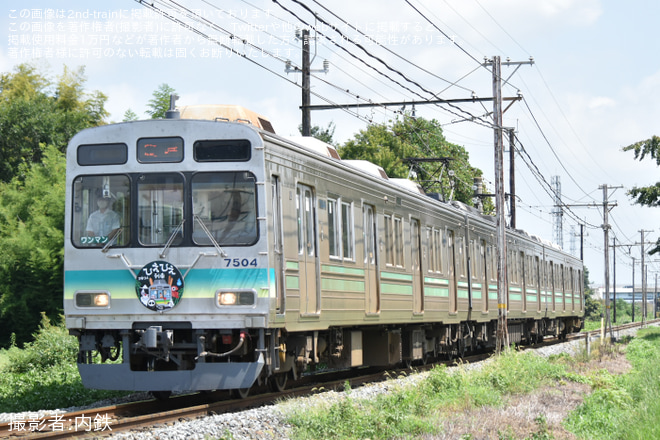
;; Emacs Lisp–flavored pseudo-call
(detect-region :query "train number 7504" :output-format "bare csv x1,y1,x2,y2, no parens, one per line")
224,258,258,267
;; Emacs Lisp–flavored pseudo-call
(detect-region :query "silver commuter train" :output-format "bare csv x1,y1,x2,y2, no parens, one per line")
63,104,584,394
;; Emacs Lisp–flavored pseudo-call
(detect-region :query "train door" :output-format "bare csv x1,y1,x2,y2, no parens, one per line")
364,204,380,315
447,229,458,314
271,176,285,314
296,184,319,315
411,218,424,314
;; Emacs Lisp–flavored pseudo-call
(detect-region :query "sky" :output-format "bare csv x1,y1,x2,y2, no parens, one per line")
2,0,660,288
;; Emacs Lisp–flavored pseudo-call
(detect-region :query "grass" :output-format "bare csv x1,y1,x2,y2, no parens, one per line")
285,329,660,440
564,327,660,439
0,314,128,413
284,350,580,440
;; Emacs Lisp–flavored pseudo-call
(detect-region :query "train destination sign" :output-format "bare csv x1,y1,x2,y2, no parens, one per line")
137,137,183,163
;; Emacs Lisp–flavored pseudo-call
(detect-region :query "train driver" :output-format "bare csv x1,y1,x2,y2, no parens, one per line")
86,192,121,239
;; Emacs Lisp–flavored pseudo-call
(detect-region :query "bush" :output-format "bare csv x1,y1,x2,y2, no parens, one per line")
4,313,77,373
0,313,128,412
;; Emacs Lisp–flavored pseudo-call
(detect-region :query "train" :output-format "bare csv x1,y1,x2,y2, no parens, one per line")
63,104,584,396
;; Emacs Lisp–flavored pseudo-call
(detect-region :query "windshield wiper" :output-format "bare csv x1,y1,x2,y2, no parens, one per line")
193,215,227,257
101,228,124,253
159,219,185,258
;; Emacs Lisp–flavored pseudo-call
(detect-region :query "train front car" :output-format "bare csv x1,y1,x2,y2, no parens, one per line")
63,107,273,393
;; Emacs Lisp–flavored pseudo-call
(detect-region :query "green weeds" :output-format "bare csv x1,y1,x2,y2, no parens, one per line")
285,349,580,440
564,327,660,439
0,314,127,412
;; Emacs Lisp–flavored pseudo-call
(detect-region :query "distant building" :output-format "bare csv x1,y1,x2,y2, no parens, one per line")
592,285,659,302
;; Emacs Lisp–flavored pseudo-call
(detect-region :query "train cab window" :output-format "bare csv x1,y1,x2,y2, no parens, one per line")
137,173,184,246
77,143,127,166
194,139,251,162
191,172,258,246
72,175,130,248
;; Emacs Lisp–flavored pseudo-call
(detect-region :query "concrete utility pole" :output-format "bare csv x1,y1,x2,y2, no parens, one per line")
600,184,621,341
552,176,563,248
286,29,329,136
640,229,654,326
508,128,516,229
491,55,509,352
632,256,636,322
301,29,311,136
485,55,533,353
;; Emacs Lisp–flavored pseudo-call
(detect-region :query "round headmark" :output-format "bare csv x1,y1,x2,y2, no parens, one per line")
135,260,184,311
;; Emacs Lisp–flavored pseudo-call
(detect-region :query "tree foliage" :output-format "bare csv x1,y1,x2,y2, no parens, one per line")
623,136,660,254
300,121,337,146
0,63,108,347
0,63,108,183
339,115,491,209
0,145,65,347
146,83,176,119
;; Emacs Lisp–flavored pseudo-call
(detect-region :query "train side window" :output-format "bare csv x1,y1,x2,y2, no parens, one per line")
328,198,341,259
394,216,404,267
327,197,354,261
72,175,130,248
341,201,354,261
456,235,466,277
435,229,443,273
384,214,393,266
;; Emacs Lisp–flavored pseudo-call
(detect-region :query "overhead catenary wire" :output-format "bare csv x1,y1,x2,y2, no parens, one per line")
134,0,381,125
271,0,499,130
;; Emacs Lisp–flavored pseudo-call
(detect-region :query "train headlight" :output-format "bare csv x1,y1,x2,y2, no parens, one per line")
75,292,111,308
216,290,256,307
219,292,237,305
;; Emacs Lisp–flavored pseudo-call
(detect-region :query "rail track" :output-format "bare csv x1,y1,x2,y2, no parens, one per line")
3,319,658,439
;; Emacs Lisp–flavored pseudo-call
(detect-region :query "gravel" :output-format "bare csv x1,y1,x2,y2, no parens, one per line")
2,324,652,439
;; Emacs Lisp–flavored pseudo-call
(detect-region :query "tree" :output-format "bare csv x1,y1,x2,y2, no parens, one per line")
623,136,660,254
0,63,108,183
339,115,491,209
123,108,139,122
146,83,176,119
583,267,602,321
299,121,337,146
0,145,65,347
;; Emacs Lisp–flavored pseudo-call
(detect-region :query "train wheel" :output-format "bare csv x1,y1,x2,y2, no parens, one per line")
233,387,251,399
270,373,288,392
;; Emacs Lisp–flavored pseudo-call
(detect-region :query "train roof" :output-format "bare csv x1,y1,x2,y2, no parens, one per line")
178,105,276,134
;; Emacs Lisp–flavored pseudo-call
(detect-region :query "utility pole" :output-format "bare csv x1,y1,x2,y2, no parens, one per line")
286,29,329,136
484,55,533,353
508,128,516,229
632,256,636,322
552,176,563,248
492,55,509,353
612,236,617,323
301,28,311,136
640,229,653,326
600,184,621,341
